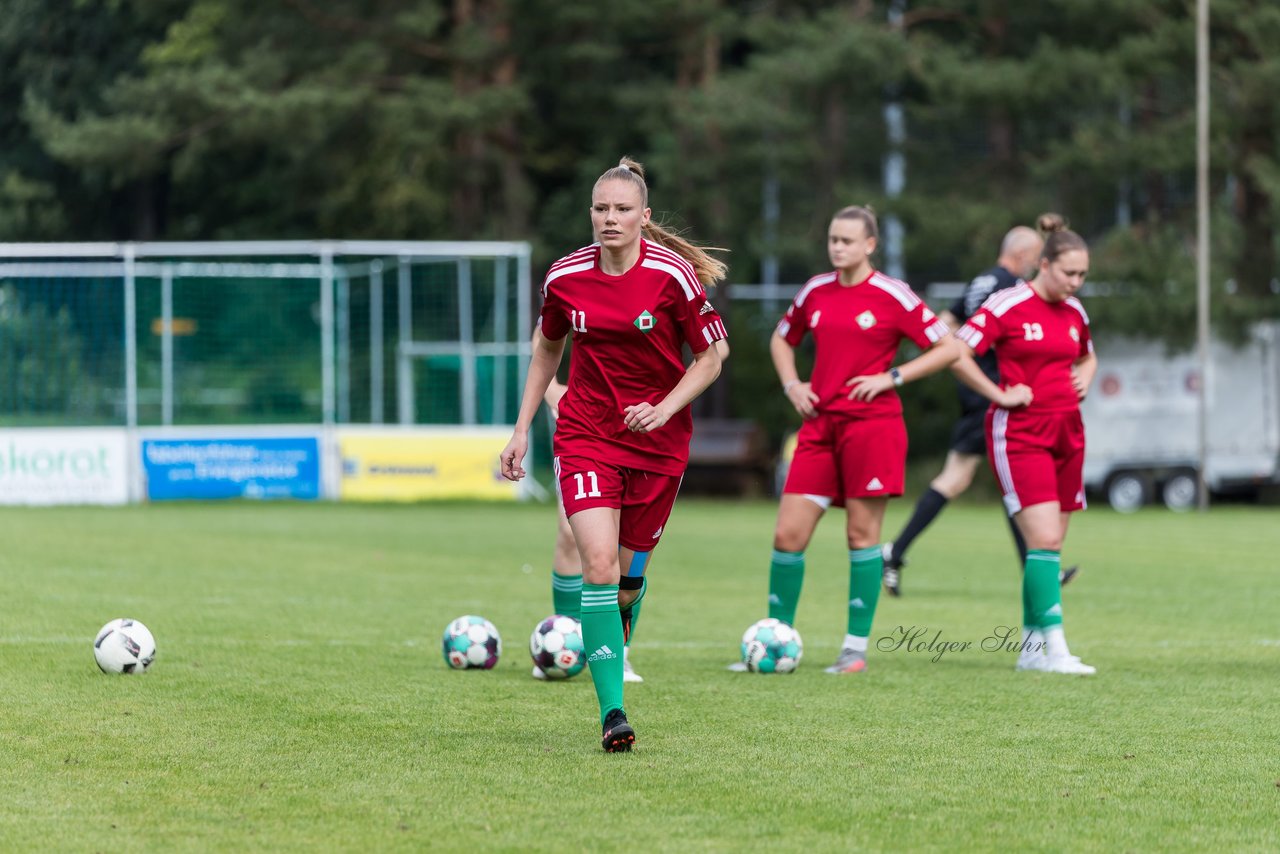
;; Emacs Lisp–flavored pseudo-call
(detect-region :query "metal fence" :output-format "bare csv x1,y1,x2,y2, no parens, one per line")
0,241,532,429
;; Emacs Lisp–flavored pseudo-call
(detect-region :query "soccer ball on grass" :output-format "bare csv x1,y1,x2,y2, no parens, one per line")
740,618,803,673
529,614,586,679
94,618,157,674
442,615,502,669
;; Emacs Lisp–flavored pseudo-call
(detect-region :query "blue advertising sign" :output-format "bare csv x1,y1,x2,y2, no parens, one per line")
142,437,320,500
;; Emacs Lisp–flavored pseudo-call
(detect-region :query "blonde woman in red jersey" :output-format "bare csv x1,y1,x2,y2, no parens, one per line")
952,215,1098,675
500,157,729,751
742,206,961,675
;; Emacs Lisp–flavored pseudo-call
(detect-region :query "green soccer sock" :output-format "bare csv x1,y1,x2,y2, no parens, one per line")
768,550,805,625
581,583,626,723
1024,549,1063,630
846,546,883,637
621,577,647,648
1022,568,1037,631
552,571,583,621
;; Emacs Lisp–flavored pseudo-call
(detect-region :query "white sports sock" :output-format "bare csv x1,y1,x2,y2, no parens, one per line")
1043,626,1070,659
842,634,868,653
1018,628,1046,664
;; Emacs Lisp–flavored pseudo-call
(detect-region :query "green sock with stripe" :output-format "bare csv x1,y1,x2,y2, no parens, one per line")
552,571,582,621
846,546,883,637
768,549,805,625
581,583,625,723
1024,549,1063,629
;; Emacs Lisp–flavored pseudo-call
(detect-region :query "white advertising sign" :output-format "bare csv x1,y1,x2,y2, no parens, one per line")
0,428,129,505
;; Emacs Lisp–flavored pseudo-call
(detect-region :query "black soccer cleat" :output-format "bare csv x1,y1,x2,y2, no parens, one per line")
881,542,905,597
601,708,635,753
1059,565,1080,586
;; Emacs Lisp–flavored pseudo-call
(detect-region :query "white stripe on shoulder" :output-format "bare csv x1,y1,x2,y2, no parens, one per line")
984,283,1035,317
642,257,697,300
542,244,599,296
869,272,921,310
1065,296,1090,325
794,272,838,307
543,260,595,297
645,242,705,296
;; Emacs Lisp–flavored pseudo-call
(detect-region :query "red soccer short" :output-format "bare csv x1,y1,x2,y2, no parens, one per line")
554,454,683,552
986,407,1086,515
782,414,906,501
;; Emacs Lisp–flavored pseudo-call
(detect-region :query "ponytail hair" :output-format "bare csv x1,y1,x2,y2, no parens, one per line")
832,205,880,245
593,156,728,287
1037,212,1087,262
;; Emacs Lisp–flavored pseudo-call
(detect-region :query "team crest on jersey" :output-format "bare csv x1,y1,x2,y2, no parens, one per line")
1069,326,1080,342
856,310,877,330
634,310,656,332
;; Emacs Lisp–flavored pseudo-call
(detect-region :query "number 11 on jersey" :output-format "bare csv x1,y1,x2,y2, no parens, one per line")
572,471,601,499
571,310,588,333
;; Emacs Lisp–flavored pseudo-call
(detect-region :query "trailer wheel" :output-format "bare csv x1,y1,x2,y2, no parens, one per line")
1106,472,1150,513
1161,470,1199,512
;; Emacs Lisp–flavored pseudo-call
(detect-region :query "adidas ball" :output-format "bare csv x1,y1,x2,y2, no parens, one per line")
740,618,803,673
529,614,586,679
442,615,502,670
94,618,157,674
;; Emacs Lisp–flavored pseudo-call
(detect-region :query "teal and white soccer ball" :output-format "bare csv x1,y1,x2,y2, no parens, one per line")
442,615,502,670
529,614,586,679
94,618,157,674
740,618,803,673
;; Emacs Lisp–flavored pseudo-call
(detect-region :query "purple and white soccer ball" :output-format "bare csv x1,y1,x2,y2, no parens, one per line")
442,615,502,670
94,618,157,674
529,614,586,679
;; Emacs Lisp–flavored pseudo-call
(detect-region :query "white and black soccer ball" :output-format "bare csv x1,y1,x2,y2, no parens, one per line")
442,615,502,670
94,618,157,674
529,614,586,679
740,617,803,674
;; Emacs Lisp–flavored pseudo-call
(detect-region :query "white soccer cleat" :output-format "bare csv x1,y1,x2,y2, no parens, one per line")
727,661,749,672
622,647,644,683
1042,654,1096,675
531,665,548,680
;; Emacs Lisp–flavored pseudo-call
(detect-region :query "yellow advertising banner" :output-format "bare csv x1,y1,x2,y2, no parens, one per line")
338,429,518,501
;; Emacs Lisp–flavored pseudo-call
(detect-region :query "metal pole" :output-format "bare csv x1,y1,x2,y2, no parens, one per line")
458,259,477,425
320,246,336,426
882,0,908,281
1195,0,1211,511
397,257,414,424
369,260,384,424
161,264,173,426
123,244,138,428
337,269,350,424
493,257,508,425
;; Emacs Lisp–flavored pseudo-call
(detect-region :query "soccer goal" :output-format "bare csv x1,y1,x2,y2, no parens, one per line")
0,240,533,429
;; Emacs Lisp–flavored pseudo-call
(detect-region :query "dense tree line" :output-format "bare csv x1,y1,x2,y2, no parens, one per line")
1,1,1276,436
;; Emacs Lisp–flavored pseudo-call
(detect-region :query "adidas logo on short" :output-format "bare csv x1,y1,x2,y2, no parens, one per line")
849,597,866,609
866,477,884,491
1045,603,1063,617
588,645,618,662
768,593,782,605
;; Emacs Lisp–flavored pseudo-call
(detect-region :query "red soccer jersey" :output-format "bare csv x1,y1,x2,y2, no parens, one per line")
956,282,1093,414
777,270,950,419
539,239,728,475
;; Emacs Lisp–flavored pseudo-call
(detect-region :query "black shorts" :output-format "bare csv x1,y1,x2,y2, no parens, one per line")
949,408,988,456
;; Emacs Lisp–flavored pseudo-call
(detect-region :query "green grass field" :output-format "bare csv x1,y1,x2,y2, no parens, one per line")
2,499,1277,852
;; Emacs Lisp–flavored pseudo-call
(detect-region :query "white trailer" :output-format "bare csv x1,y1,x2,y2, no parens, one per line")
1081,322,1280,511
